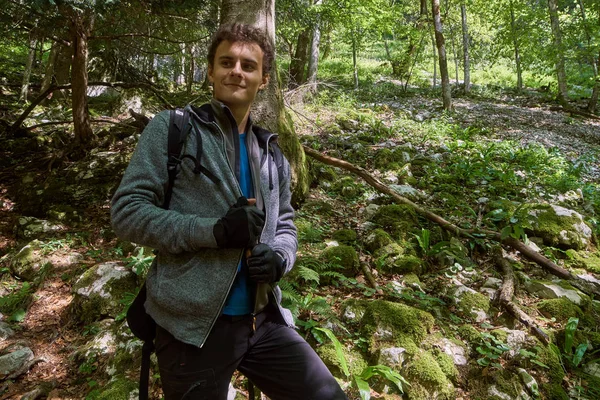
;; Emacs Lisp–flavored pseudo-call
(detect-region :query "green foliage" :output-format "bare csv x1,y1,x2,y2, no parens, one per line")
476,332,510,369
561,317,588,368
125,247,153,276
0,281,33,321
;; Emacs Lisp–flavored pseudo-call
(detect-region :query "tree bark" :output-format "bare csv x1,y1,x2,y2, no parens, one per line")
460,3,470,93
70,8,95,147
185,43,195,95
20,34,37,103
547,0,568,104
432,0,452,110
589,52,599,113
306,0,322,93
289,29,310,87
431,30,437,88
54,43,72,101
220,0,310,204
509,0,523,92
352,34,359,90
40,42,59,97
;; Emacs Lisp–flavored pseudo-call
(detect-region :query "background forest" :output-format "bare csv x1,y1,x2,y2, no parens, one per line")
0,0,600,399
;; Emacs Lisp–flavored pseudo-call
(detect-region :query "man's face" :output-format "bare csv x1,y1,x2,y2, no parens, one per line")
208,40,269,112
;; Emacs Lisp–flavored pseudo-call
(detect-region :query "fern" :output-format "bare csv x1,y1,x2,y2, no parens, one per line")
297,265,320,285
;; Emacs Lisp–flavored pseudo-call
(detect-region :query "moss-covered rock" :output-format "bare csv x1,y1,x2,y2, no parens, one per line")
364,229,393,253
537,298,583,322
431,349,459,383
316,343,367,379
373,148,407,171
393,255,424,275
525,280,589,307
360,300,434,355
321,245,359,277
371,204,420,239
9,240,52,282
540,383,569,400
86,375,138,400
514,203,593,250
332,176,364,200
71,262,138,324
457,324,481,349
456,291,490,322
332,229,357,245
404,351,455,400
565,250,600,274
402,273,421,286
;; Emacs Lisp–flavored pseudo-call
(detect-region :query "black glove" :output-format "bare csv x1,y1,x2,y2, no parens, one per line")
213,196,265,248
247,244,285,283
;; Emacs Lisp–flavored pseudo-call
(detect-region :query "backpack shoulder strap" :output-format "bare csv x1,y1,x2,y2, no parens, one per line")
270,141,286,185
163,109,191,209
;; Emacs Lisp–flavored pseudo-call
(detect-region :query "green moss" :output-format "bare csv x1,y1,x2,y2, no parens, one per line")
393,255,424,275
458,292,490,314
86,376,137,400
493,369,522,399
402,273,421,286
364,229,393,253
537,298,583,323
432,349,459,383
457,324,480,347
371,204,419,239
515,203,590,250
322,245,359,276
333,177,364,200
276,106,309,206
537,344,565,382
374,148,405,170
565,250,600,274
332,229,357,245
405,351,454,400
490,329,509,343
316,343,367,379
540,383,569,400
360,300,434,352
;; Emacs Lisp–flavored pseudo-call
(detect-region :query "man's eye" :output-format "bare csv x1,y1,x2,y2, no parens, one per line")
221,61,232,67
243,64,256,71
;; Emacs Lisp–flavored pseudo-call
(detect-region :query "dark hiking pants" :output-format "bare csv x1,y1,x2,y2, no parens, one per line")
155,304,348,400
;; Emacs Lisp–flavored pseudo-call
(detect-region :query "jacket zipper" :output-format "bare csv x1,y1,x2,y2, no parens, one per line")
197,119,246,348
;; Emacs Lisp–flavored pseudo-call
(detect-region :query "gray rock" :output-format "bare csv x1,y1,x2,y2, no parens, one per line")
378,347,406,368
15,217,64,240
483,277,503,289
72,262,138,323
488,385,513,400
439,338,467,366
583,361,600,378
9,240,52,281
525,280,585,305
0,346,35,379
0,322,14,341
518,368,540,398
389,184,427,201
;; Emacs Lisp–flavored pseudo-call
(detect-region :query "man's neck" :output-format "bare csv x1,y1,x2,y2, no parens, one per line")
229,106,251,134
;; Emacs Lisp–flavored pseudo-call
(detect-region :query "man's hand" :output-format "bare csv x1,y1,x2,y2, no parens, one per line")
213,196,265,248
247,244,285,283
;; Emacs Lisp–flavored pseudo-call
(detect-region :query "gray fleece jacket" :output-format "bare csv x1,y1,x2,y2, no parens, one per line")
111,100,297,348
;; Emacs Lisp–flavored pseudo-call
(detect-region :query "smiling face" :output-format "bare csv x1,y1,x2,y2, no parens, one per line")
208,40,269,113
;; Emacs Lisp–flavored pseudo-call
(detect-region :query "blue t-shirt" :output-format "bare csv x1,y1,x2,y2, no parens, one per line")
222,133,255,315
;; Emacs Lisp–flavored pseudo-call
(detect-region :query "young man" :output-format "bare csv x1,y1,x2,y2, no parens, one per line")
111,23,347,400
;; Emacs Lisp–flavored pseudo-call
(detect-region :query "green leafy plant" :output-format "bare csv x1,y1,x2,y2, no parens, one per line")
555,317,588,368
0,281,33,321
518,347,550,369
476,332,510,369
125,247,154,276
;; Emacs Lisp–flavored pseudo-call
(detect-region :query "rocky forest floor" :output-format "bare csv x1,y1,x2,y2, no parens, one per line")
0,84,599,400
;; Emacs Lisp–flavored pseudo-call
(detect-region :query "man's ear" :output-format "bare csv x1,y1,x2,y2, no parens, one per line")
208,65,214,83
259,74,270,90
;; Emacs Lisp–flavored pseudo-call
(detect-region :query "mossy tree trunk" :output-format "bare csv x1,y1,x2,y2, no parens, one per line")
432,0,452,110
509,0,523,93
461,2,470,94
220,0,310,205
289,28,310,88
547,0,569,105
19,33,37,103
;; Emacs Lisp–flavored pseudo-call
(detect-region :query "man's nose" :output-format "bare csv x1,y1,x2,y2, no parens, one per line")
230,61,242,76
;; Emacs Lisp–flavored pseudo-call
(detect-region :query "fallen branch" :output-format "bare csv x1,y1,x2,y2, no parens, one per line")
359,262,381,293
549,106,600,121
302,146,599,297
495,255,549,345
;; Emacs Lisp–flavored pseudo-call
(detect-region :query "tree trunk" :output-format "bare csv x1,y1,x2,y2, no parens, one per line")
306,0,322,93
289,29,310,87
452,33,459,86
460,3,470,93
431,29,437,88
589,51,600,113
547,0,568,104
509,0,523,92
41,42,59,93
20,34,37,103
70,8,95,147
352,34,358,90
420,0,428,16
54,43,72,101
185,43,195,95
220,0,310,204
432,0,452,110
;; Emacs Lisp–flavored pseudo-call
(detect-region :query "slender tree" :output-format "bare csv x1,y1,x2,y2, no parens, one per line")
547,0,569,104
461,2,470,93
509,0,523,92
19,33,37,102
306,0,322,93
432,0,452,109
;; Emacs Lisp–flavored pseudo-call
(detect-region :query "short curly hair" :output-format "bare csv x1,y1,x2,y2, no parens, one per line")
207,23,274,77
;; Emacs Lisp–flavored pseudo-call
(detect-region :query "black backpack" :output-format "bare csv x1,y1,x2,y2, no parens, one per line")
126,108,286,400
